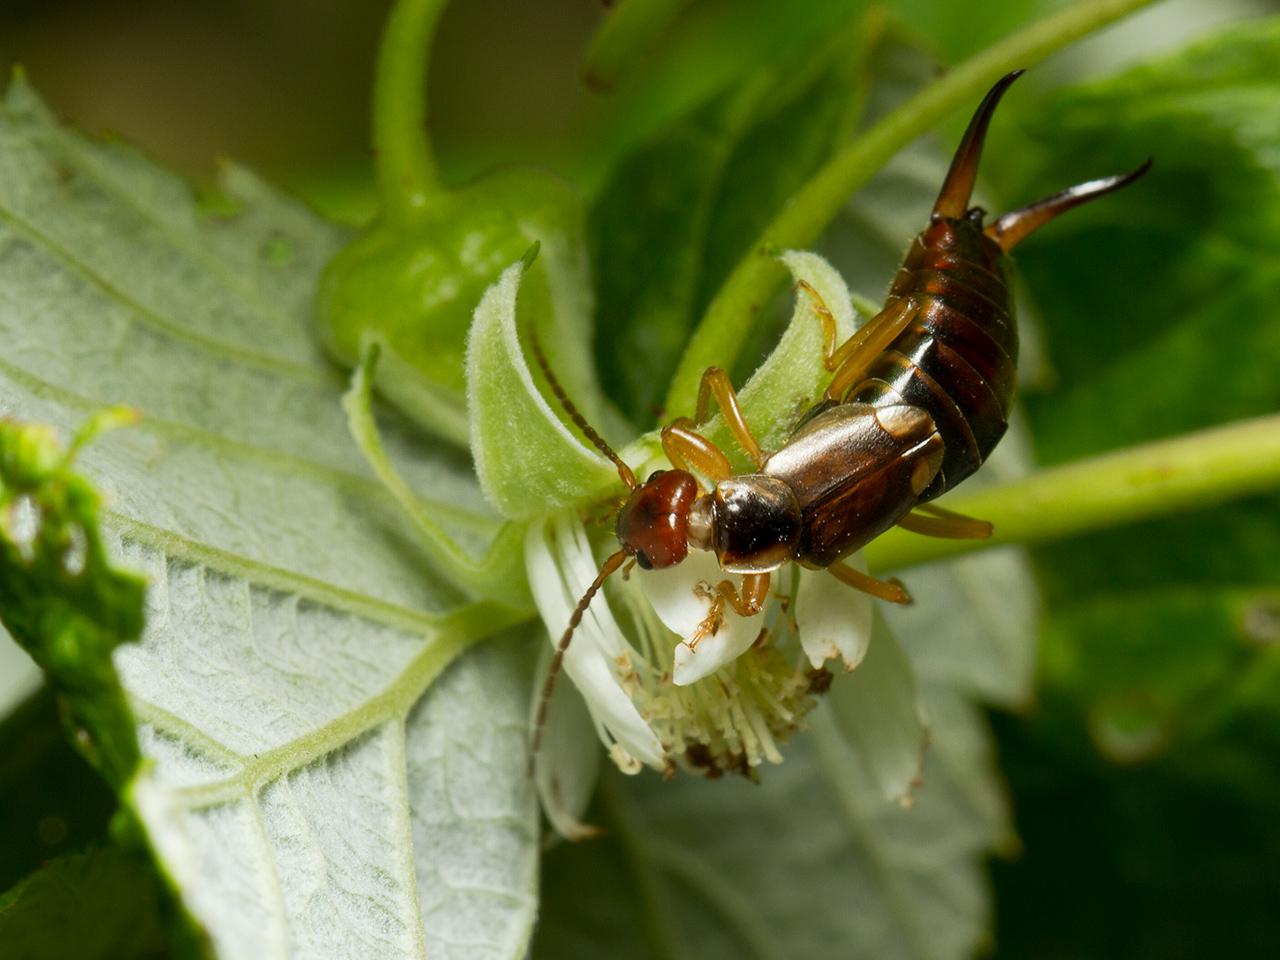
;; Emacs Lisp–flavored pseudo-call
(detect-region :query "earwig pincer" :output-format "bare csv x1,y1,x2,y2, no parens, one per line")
530,70,1149,760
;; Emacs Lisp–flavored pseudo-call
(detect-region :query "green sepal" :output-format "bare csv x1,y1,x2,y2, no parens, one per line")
342,343,532,607
466,257,622,519
316,168,602,445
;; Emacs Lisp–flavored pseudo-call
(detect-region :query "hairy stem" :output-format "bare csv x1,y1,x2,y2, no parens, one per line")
664,0,1161,414
374,0,449,220
866,415,1280,572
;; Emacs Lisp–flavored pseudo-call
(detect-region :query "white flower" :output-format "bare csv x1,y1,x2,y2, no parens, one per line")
476,247,930,835
526,507,877,795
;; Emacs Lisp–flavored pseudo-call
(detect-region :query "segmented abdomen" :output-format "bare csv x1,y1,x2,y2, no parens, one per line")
841,216,1018,500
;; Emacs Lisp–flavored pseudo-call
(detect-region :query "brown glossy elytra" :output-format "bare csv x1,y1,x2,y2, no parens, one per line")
530,69,1148,763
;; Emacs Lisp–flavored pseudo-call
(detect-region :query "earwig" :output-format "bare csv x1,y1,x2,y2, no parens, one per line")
529,70,1148,765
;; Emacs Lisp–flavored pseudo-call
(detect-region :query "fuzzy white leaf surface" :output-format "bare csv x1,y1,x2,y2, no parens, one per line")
0,78,538,960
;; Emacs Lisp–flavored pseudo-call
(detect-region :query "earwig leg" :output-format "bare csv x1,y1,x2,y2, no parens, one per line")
897,504,993,539
691,573,771,648
694,367,766,468
797,279,881,374
825,297,921,401
662,420,734,482
916,501,995,526
828,561,912,605
796,280,844,372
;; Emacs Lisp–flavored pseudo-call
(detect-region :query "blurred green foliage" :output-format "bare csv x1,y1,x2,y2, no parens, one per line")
0,840,168,960
988,18,1280,955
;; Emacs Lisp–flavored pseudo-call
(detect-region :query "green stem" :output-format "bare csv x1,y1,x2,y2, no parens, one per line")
865,415,1280,572
374,0,449,221
664,0,1160,415
582,0,695,93
342,344,531,607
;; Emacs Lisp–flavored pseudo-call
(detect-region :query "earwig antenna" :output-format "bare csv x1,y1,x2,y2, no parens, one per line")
529,548,630,775
985,158,1153,251
934,70,1024,219
528,328,638,491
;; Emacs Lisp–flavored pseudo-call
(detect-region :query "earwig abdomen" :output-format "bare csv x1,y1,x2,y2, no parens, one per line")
844,216,1018,500
758,70,1146,568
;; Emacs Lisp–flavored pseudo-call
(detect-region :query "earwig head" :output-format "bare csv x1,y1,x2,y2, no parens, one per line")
615,469,700,569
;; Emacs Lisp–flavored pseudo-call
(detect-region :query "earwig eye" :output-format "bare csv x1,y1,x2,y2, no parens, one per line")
634,551,653,570
647,470,667,482
966,206,986,225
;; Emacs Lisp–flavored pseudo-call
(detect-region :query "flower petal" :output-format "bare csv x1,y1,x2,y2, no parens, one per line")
826,615,929,805
529,642,603,841
794,557,874,671
637,550,763,685
524,513,665,769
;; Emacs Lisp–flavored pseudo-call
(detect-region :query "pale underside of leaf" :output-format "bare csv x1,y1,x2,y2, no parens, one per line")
536,682,1007,960
0,625,41,716
0,77,539,959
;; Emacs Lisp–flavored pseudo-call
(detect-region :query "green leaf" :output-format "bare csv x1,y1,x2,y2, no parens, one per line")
994,17,1280,750
970,21,1280,954
0,847,168,960
0,687,117,891
883,0,1058,63
1001,18,1280,462
589,15,871,422
993,697,1280,957
575,0,870,190
581,0,697,94
0,76,540,958
535,686,1010,960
